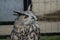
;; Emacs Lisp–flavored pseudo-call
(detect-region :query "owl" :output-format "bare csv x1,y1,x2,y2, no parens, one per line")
11,5,40,40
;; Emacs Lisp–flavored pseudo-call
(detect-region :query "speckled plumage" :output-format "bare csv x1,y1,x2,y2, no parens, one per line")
11,5,40,40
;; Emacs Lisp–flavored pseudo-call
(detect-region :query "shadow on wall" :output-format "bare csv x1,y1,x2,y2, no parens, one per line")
37,10,60,22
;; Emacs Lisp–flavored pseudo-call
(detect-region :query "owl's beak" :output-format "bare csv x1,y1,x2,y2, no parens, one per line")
32,15,37,21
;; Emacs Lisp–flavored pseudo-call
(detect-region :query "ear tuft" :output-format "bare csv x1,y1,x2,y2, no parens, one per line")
13,11,20,14
13,11,20,16
27,4,32,11
13,11,25,16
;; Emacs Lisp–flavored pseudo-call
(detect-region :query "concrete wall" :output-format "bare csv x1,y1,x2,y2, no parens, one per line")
0,25,13,35
0,0,23,21
0,0,60,35
32,0,60,15
31,0,60,34
39,21,60,33
0,21,60,35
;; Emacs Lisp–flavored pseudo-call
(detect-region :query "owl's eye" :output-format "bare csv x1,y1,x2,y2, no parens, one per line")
24,15,29,19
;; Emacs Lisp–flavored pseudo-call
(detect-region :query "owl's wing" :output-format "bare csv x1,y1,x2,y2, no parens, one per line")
32,21,40,40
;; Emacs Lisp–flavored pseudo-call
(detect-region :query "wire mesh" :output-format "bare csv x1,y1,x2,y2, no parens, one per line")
32,0,60,33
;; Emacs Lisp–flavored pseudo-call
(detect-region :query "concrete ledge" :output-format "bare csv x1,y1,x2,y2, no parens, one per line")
0,21,60,35
0,25,13,35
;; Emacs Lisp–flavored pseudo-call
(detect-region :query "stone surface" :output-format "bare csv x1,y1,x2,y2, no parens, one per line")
32,0,60,15
0,21,60,35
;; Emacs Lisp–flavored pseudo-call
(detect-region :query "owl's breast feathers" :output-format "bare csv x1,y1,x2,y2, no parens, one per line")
11,21,40,40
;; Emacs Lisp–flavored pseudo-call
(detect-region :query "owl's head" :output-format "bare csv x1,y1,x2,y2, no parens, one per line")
13,5,37,25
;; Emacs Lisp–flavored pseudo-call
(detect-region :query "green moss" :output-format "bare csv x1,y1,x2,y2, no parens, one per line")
0,37,10,40
40,36,60,40
0,36,60,40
